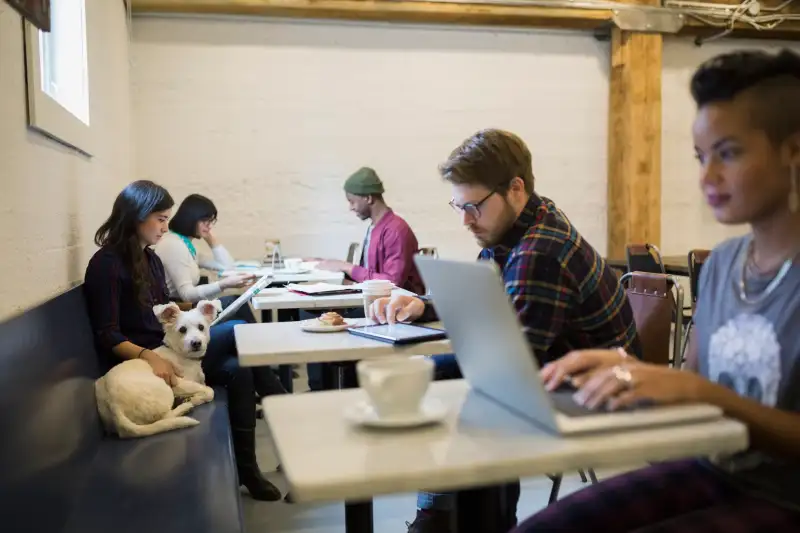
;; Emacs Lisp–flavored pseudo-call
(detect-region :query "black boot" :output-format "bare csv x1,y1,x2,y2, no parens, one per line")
252,367,288,398
231,427,282,501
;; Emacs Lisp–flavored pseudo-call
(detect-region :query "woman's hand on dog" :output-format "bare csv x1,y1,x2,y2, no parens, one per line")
141,350,183,386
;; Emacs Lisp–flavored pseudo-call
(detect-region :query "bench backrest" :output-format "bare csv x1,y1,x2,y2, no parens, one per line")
0,286,103,533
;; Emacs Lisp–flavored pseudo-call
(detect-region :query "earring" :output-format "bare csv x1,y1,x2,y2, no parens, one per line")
790,164,799,214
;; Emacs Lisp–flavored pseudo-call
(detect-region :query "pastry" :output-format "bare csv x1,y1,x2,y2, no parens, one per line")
318,312,346,327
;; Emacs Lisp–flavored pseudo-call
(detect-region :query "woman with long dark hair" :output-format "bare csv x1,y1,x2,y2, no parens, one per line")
84,180,281,501
511,49,800,532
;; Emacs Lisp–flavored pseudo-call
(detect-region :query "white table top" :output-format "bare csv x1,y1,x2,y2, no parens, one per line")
235,320,452,366
263,380,749,503
252,287,414,311
222,267,345,285
252,289,361,311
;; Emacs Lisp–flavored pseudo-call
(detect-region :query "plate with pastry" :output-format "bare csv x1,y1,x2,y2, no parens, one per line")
300,312,357,333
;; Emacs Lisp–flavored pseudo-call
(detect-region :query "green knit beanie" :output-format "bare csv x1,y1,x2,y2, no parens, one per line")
343,167,385,196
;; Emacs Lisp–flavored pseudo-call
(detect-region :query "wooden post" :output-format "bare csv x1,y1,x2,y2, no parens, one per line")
606,14,663,259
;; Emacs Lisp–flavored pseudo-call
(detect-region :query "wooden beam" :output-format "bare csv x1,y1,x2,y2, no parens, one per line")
606,15,662,258
131,0,613,30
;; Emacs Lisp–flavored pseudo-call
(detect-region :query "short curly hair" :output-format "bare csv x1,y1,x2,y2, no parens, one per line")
690,49,800,144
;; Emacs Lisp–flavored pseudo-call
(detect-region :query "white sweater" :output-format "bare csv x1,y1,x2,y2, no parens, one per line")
154,232,236,302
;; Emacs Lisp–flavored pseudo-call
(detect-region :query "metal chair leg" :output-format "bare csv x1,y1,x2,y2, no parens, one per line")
588,468,598,484
547,474,562,505
679,318,694,368
578,469,587,483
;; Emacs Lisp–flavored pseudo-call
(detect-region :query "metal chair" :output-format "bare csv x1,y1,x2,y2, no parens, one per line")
625,244,665,274
418,246,439,258
681,249,711,363
550,272,684,503
620,271,684,367
346,242,359,264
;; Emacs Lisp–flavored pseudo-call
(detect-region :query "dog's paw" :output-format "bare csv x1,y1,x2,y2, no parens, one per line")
191,387,215,405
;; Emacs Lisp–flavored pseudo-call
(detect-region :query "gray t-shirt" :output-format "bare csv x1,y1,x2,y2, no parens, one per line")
695,235,800,508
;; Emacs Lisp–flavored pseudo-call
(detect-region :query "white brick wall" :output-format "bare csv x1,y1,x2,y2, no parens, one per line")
661,36,800,255
131,17,611,261
0,0,132,320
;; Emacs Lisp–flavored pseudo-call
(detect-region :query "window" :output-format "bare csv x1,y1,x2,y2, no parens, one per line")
24,0,92,155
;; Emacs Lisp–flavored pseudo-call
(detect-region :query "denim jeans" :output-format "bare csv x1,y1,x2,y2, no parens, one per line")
306,307,365,391
202,319,255,429
417,355,520,525
417,354,462,510
218,294,257,324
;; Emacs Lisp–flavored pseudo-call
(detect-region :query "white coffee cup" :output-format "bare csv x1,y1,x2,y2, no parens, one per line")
362,280,393,319
284,258,303,271
357,357,434,419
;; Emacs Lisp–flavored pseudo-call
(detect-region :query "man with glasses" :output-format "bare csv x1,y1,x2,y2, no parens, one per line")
368,129,642,533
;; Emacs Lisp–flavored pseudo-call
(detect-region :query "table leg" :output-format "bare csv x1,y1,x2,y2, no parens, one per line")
331,365,373,533
345,501,373,533
278,365,294,393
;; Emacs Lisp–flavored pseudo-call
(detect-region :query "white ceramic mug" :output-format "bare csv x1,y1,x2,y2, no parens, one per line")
356,357,433,419
283,258,303,271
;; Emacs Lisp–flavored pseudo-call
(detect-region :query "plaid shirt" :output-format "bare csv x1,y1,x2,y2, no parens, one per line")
478,194,641,365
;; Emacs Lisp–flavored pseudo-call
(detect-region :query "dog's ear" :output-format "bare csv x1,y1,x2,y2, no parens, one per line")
153,302,181,326
197,300,221,322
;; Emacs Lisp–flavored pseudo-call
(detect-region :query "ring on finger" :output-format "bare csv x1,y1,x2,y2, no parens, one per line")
611,365,634,389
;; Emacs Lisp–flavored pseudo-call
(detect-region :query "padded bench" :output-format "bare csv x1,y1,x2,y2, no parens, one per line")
0,287,243,533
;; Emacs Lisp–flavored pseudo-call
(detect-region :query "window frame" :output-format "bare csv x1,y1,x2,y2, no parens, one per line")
23,0,93,156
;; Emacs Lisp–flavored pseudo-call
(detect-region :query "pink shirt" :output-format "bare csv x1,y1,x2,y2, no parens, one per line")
349,210,425,295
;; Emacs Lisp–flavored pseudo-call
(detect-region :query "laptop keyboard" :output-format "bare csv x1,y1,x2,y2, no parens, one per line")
549,385,654,417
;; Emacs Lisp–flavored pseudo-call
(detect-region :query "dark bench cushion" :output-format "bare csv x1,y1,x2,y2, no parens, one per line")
0,287,243,533
65,388,243,533
0,287,103,533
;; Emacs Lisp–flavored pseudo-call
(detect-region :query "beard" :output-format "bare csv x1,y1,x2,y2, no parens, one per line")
470,200,518,248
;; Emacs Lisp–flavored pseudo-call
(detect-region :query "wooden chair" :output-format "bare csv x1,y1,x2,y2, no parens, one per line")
620,272,684,367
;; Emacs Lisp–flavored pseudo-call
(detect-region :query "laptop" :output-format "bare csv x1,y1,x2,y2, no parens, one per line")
414,256,722,435
210,274,273,327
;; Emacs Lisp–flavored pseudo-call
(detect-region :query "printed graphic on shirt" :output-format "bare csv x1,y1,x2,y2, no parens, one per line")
708,313,781,407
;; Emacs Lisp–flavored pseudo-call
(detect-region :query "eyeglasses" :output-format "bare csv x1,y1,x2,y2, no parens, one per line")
449,189,496,219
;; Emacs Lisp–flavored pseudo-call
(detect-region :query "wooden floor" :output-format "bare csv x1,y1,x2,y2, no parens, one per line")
243,367,639,533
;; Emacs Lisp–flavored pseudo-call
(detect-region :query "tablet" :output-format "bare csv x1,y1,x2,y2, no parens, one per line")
211,274,273,326
347,323,447,345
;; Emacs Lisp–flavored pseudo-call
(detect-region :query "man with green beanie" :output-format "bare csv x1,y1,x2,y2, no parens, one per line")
317,167,425,294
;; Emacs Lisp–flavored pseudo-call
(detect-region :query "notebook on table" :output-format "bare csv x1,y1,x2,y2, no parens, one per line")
286,283,362,297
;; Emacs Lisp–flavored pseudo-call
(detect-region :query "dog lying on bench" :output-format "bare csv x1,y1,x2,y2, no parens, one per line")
95,300,221,438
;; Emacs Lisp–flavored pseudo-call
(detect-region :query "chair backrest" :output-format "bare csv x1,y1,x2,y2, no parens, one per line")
626,244,665,274
688,249,710,309
620,272,684,367
346,242,359,264
0,286,104,532
418,247,439,259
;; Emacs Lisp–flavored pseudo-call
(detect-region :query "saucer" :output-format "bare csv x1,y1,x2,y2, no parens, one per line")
275,268,312,275
300,319,357,333
343,398,448,429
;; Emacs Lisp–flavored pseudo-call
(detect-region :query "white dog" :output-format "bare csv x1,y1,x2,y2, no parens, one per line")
95,300,222,438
